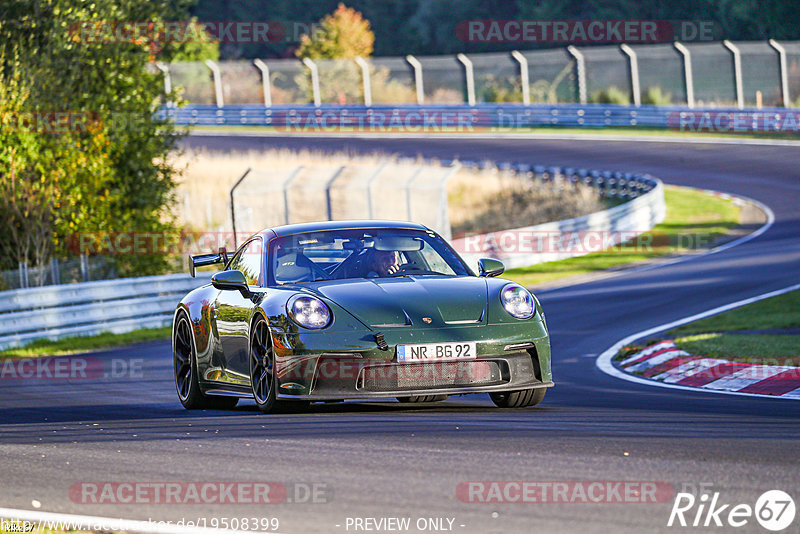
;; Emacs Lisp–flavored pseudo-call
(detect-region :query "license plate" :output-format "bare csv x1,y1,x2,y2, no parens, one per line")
396,341,477,362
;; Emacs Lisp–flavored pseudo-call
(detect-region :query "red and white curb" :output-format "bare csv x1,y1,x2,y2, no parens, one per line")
597,282,800,400
618,340,800,398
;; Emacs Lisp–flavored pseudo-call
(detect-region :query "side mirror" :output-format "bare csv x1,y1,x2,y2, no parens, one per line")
478,258,505,277
211,270,250,297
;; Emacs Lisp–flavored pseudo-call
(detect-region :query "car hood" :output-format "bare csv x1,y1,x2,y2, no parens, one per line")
307,276,488,328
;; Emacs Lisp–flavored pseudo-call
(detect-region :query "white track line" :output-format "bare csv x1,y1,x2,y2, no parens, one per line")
596,283,800,399
0,507,262,534
189,129,800,147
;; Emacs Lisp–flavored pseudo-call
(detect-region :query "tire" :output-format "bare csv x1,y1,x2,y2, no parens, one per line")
397,395,449,403
490,388,546,408
173,312,238,410
249,317,309,414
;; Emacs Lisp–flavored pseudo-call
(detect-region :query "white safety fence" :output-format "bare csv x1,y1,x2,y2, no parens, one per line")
0,273,211,351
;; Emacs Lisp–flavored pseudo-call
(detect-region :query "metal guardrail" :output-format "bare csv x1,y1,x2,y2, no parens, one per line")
160,103,795,130
0,273,211,350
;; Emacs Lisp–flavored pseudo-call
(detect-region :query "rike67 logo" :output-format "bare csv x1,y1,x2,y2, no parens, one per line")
668,489,796,531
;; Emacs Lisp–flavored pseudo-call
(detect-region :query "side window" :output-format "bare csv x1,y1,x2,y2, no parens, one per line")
229,239,263,286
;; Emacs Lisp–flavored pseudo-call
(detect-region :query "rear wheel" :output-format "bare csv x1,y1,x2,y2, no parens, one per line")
173,313,238,410
490,388,546,408
397,395,449,403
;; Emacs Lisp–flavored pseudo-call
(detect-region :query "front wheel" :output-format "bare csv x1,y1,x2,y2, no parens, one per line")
490,388,546,408
173,312,238,410
250,318,280,413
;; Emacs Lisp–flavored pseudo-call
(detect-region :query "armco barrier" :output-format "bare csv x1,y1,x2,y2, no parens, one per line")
0,273,211,350
160,103,800,132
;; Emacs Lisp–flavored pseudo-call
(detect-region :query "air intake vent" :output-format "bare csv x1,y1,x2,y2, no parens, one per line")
359,361,504,391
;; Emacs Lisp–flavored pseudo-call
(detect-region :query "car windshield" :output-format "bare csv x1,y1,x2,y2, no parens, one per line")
268,228,471,286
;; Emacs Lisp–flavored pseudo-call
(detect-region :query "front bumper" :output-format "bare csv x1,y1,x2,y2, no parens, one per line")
277,352,553,400
271,321,552,401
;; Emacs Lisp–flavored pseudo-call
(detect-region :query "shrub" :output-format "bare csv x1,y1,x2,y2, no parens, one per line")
642,87,673,106
589,86,631,105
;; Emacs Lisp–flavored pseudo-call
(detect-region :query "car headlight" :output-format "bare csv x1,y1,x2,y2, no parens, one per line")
500,284,535,319
287,295,332,329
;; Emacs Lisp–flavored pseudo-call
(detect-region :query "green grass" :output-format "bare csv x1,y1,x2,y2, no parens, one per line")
0,327,171,359
666,289,800,367
667,289,800,335
671,333,800,367
505,185,741,287
616,290,800,367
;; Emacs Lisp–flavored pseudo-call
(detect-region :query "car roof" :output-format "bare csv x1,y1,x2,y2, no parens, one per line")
265,220,430,238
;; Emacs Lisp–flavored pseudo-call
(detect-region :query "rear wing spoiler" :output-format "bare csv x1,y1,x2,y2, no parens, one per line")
190,247,229,278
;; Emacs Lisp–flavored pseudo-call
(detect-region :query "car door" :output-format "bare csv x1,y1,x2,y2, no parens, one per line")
214,237,264,385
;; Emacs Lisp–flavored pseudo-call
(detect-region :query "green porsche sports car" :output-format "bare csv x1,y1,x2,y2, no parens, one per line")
173,220,552,413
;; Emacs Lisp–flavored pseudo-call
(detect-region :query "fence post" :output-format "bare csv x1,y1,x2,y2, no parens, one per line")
769,39,791,107
18,262,28,289
457,53,476,106
50,257,60,285
566,46,587,104
366,163,388,219
354,57,372,106
673,42,695,108
723,40,744,109
282,166,305,225
325,166,346,221
406,55,425,105
620,44,641,107
511,50,530,105
155,62,172,107
301,58,322,107
436,163,461,241
405,167,426,221
229,168,252,248
253,59,272,107
204,59,225,108
80,254,89,282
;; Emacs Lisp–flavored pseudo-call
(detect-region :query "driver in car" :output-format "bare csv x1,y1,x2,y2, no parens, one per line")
366,249,401,277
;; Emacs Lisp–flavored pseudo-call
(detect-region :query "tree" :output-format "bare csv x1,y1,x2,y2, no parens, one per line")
293,4,375,104
0,0,209,280
296,3,374,60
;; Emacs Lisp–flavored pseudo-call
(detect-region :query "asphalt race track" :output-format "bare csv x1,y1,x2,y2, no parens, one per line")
2,135,799,533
